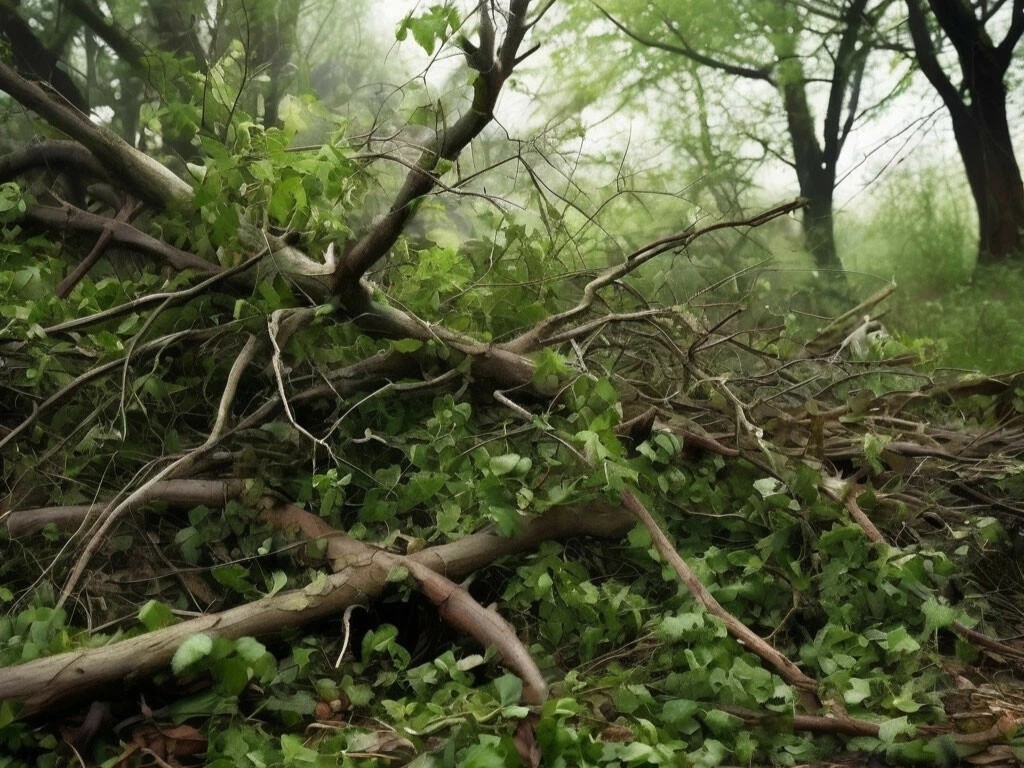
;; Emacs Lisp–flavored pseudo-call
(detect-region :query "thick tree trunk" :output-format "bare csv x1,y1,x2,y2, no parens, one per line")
952,95,1024,263
801,182,841,276
905,0,1024,265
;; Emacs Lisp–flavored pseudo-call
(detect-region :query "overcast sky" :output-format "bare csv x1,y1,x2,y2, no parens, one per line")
355,1,1018,216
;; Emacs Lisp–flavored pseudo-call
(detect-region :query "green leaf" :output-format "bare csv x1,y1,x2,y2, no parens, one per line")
657,612,705,641
392,338,424,353
492,673,523,706
172,633,214,674
489,453,521,476
214,657,250,696
885,627,921,655
921,596,958,634
266,570,288,597
396,5,459,55
844,677,872,705
878,715,915,744
235,636,268,664
138,600,178,631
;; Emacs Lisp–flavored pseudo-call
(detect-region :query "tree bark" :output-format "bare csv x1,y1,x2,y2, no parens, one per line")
951,83,1024,263
0,502,630,716
778,76,843,277
906,0,1024,263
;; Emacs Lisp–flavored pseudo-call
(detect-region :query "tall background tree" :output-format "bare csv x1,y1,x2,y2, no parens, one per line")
570,0,898,283
905,0,1024,263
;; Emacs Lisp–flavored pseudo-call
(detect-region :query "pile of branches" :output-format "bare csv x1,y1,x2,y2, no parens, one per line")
2,1,1024,763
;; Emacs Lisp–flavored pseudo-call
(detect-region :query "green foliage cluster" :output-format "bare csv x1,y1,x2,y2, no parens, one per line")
1,318,1011,767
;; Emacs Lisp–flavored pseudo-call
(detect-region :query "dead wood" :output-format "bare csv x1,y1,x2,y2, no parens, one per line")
620,490,822,707
2,479,247,538
0,501,629,716
263,503,547,705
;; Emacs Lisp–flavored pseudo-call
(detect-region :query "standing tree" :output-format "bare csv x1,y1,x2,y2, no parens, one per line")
905,0,1024,263
585,0,896,282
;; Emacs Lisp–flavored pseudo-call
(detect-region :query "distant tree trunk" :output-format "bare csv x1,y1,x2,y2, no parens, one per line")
252,0,300,129
949,77,1024,263
906,0,1024,263
802,183,839,273
777,70,843,277
597,0,873,287
0,3,86,110
149,0,207,162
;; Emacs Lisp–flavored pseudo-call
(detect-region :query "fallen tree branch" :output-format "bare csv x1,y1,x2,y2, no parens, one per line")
0,60,192,206
55,198,144,297
264,504,547,706
58,336,262,603
1,479,247,538
0,501,630,716
0,327,214,451
0,140,109,183
718,705,880,738
25,202,220,276
619,490,822,709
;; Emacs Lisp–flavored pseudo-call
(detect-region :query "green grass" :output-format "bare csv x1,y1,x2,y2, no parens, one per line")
838,164,1024,373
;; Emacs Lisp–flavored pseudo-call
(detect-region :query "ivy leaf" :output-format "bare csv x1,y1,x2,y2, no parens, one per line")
489,453,521,476
235,636,268,664
885,627,921,655
172,633,214,674
138,600,177,631
753,477,782,497
844,677,872,705
492,673,523,706
921,596,958,634
392,338,424,353
266,571,288,597
657,612,704,641
878,715,915,744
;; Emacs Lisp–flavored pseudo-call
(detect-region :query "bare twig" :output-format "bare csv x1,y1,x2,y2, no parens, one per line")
45,250,268,335
58,336,262,604
507,199,806,353
620,489,822,710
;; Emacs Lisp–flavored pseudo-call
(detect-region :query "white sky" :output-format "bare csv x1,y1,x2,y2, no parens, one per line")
358,1,1019,215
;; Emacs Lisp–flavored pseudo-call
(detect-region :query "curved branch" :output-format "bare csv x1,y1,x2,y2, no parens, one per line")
45,250,266,335
0,501,630,716
0,327,212,452
620,490,823,711
265,503,548,705
506,199,806,353
0,60,192,206
24,202,220,275
334,0,536,286
596,4,775,83
0,140,108,183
